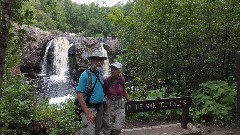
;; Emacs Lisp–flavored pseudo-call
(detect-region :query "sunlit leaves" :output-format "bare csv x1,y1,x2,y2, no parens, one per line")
192,81,236,124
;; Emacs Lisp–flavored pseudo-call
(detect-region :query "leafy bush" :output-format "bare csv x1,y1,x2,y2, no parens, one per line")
0,75,35,132
191,81,236,125
47,99,82,135
27,96,81,135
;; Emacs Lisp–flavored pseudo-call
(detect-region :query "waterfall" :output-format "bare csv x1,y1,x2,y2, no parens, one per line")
40,37,70,79
36,37,74,100
99,43,110,77
40,40,53,75
53,37,70,78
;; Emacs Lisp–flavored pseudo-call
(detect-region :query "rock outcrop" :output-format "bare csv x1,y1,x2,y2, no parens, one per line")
14,24,121,80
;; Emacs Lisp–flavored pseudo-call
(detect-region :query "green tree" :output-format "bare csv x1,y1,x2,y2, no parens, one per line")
0,0,31,95
108,0,240,97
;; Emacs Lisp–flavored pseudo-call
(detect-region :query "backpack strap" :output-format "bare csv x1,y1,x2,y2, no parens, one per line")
74,70,99,114
87,70,92,90
74,70,93,108
85,70,95,104
109,76,124,87
106,76,124,95
85,69,104,104
105,76,113,94
89,69,104,87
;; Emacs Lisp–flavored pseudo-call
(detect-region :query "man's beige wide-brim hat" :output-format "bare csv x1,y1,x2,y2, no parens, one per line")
88,49,107,60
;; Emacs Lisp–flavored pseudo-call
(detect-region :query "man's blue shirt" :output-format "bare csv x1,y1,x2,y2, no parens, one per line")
76,70,104,104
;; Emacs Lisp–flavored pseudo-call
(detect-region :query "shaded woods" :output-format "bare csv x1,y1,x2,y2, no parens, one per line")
0,0,239,134
109,0,240,95
0,0,14,95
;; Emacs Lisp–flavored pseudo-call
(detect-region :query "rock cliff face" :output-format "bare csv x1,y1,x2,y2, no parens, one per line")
14,24,121,79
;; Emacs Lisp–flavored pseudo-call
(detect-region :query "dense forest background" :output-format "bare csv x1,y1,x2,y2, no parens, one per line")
0,0,240,134
18,0,120,37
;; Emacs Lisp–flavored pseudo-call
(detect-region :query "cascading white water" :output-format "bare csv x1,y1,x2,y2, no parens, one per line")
40,40,53,75
37,40,110,104
36,37,74,102
40,37,70,79
99,43,110,77
53,37,70,78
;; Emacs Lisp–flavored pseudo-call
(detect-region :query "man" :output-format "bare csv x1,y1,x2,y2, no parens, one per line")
76,49,107,135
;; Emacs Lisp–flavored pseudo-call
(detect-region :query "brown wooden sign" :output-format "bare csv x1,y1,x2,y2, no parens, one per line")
125,96,192,113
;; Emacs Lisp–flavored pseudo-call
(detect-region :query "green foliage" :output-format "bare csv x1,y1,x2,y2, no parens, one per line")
109,0,240,97
21,0,69,31
2,0,240,132
126,109,181,123
15,0,36,25
1,25,81,134
0,75,35,132
47,99,82,135
191,81,236,125
18,0,114,35
0,93,82,134
7,0,116,36
0,4,35,131
33,98,82,135
146,89,163,99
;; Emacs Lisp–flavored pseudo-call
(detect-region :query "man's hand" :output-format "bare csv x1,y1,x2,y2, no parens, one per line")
77,93,95,124
86,111,95,124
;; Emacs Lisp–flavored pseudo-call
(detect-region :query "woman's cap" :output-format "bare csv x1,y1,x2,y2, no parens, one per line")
111,62,122,69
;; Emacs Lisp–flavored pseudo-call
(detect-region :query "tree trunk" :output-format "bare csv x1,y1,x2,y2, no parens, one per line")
0,0,14,96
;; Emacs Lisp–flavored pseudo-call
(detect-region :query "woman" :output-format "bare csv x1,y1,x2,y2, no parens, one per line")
103,62,130,135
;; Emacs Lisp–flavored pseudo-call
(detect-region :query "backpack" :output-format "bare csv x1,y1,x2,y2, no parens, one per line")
74,69,103,115
104,76,125,96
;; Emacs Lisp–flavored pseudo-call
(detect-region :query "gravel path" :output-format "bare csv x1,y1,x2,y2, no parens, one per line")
121,119,240,135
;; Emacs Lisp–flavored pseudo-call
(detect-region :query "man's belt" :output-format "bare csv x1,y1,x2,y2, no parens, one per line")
87,102,102,111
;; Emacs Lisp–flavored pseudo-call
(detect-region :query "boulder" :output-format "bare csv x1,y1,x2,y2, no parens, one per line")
13,24,121,80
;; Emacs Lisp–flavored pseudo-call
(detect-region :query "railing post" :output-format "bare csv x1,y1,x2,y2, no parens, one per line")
236,51,240,122
181,107,189,129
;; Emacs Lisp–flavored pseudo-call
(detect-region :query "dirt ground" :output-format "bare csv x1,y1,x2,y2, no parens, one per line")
123,119,240,135
196,124,240,135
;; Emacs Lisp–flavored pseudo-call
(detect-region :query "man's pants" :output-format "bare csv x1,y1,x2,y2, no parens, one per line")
81,105,103,135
